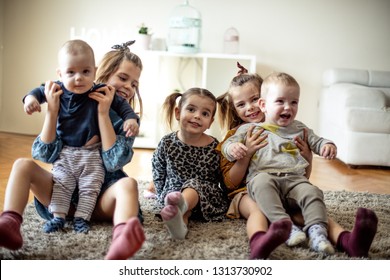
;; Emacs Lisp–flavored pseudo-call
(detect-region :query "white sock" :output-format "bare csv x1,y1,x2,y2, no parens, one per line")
308,224,335,255
286,224,307,246
160,205,188,240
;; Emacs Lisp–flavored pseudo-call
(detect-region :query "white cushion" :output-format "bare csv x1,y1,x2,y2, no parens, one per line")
345,107,390,133
327,84,388,108
323,68,369,87
323,68,390,88
319,68,390,166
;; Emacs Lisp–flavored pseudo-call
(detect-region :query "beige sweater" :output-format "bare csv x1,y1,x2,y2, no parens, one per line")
221,120,334,183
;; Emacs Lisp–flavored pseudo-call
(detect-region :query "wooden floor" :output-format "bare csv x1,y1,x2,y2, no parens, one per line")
1,132,389,211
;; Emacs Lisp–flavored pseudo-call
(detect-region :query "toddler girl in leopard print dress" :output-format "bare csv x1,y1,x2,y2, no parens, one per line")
152,87,228,239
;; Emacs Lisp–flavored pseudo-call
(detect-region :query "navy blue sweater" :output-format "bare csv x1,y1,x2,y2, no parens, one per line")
25,82,139,147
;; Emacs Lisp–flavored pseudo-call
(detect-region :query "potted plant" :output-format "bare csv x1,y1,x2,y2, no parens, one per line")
138,24,149,35
137,23,152,50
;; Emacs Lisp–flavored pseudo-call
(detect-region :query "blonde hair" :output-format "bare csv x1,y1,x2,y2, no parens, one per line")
261,72,299,98
163,88,217,130
96,46,143,118
217,73,263,130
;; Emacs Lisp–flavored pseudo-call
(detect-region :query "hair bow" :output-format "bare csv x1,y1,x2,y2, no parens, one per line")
111,40,136,51
236,61,248,76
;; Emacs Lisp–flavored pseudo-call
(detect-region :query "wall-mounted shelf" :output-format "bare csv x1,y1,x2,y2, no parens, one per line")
133,50,256,149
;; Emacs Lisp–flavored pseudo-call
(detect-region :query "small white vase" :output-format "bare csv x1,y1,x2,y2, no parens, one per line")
137,34,152,50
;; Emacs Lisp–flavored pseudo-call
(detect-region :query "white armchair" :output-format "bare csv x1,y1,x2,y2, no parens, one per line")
319,68,390,167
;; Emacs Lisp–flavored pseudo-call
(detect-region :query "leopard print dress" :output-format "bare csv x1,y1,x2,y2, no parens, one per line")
152,132,228,222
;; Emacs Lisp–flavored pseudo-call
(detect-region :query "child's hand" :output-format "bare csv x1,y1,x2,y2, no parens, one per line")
123,119,139,137
245,125,268,157
44,80,62,114
294,128,312,163
24,95,41,115
227,142,248,160
89,85,115,115
321,143,337,160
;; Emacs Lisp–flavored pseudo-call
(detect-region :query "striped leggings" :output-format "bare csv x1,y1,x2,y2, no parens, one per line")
49,144,104,221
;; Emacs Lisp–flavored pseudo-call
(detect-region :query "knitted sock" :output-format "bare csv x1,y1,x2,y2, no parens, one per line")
249,218,292,260
160,204,188,240
105,217,145,260
286,224,307,247
0,211,23,250
43,217,65,233
73,217,90,234
308,223,335,255
164,191,188,213
336,207,378,257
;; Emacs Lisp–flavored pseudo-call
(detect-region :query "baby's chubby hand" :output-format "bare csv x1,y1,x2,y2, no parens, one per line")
321,143,337,160
123,119,139,137
23,95,41,115
227,142,248,160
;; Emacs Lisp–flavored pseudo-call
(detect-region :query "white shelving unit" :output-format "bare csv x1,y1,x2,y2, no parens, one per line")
133,50,256,149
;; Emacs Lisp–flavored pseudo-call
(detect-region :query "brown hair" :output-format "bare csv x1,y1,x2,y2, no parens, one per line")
96,45,144,117
217,72,263,130
163,87,217,130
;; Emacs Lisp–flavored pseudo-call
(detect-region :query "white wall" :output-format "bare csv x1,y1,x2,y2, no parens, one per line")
0,0,4,117
0,0,389,135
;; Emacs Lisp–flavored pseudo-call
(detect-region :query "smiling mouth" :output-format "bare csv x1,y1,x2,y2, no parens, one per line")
247,111,260,118
189,121,201,127
280,113,291,119
118,91,129,98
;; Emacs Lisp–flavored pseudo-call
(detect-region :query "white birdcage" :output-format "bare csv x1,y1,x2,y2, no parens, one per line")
167,0,201,53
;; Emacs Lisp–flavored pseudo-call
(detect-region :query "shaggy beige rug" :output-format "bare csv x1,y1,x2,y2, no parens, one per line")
1,181,389,260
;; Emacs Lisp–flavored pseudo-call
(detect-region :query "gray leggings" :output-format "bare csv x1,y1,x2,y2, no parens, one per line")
247,173,328,231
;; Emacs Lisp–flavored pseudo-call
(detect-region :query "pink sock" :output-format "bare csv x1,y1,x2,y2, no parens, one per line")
337,207,378,257
164,191,187,212
0,211,23,250
105,217,145,260
249,219,292,259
